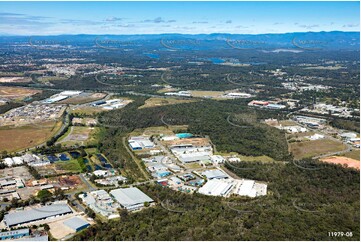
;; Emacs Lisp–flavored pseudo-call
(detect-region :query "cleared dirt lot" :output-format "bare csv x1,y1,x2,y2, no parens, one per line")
0,86,40,100
49,215,93,240
58,93,106,105
0,121,61,152
0,77,31,83
320,156,360,170
290,139,347,160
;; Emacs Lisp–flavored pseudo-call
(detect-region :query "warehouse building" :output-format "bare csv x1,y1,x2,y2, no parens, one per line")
198,179,234,197
63,217,90,232
236,179,268,198
0,228,30,240
3,203,72,227
202,169,229,180
128,136,155,150
80,190,120,218
110,187,154,211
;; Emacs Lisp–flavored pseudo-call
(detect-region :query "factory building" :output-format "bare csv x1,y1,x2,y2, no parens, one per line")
110,187,154,211
236,179,268,198
63,217,90,232
128,136,155,150
198,179,234,197
201,169,229,180
3,203,72,227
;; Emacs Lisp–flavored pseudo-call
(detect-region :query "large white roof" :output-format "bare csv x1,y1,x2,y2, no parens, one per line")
238,180,257,197
110,187,153,208
198,179,234,197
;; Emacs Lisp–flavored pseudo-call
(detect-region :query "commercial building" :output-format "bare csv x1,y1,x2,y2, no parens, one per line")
340,132,358,140
210,155,225,164
3,203,72,227
63,217,90,232
0,177,24,189
0,229,30,240
202,169,229,180
43,95,68,104
128,136,155,150
110,187,154,211
198,179,234,197
59,91,82,96
236,179,267,198
248,100,269,107
164,91,191,97
265,104,286,109
170,145,213,163
80,190,119,218
224,92,252,98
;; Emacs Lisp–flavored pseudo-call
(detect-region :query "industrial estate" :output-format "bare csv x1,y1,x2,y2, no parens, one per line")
0,1,359,241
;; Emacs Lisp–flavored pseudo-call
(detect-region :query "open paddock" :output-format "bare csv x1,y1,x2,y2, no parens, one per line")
189,90,225,98
36,160,82,176
341,149,360,161
57,126,100,147
0,86,40,100
290,139,347,160
130,125,188,137
0,121,62,152
139,97,196,109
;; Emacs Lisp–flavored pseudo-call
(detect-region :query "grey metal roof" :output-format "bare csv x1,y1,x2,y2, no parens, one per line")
110,187,153,208
202,169,229,179
4,204,72,227
179,155,210,163
63,217,89,230
16,235,49,241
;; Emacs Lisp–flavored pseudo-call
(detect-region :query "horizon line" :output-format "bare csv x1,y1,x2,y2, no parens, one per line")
1,30,360,37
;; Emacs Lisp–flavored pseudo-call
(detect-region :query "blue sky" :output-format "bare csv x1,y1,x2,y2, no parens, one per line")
0,1,359,35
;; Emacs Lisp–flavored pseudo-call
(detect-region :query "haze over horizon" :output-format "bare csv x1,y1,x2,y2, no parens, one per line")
0,1,359,35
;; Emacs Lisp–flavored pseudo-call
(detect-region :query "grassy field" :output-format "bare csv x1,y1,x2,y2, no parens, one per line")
85,147,99,155
130,125,189,136
57,126,100,147
0,121,62,152
189,90,225,98
37,76,68,82
55,160,82,173
71,106,105,115
342,149,360,161
139,97,196,109
290,139,347,160
287,131,316,141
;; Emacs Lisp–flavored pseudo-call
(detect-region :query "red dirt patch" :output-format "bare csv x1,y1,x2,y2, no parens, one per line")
320,156,360,170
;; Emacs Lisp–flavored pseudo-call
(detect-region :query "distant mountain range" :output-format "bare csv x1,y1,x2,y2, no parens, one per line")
0,31,359,50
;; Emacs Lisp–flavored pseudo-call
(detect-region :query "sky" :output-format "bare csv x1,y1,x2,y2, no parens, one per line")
0,1,359,35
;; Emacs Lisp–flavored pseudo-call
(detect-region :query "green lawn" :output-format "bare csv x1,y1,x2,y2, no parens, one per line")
55,160,82,172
